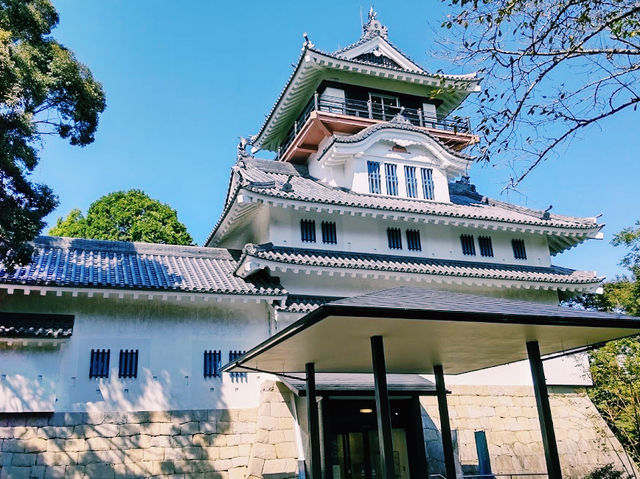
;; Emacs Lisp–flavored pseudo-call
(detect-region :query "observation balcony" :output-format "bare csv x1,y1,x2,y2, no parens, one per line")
279,93,478,163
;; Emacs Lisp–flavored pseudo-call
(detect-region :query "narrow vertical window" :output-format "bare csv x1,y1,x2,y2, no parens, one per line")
406,230,422,251
512,239,527,260
384,163,398,196
118,349,138,379
478,236,494,257
421,168,435,200
321,221,337,244
405,166,418,198
367,161,381,194
460,234,476,256
204,350,222,378
89,349,110,379
228,350,247,381
387,228,402,249
300,219,316,243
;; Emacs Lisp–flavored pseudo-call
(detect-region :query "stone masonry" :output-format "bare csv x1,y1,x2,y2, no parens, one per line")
0,381,298,479
421,385,637,478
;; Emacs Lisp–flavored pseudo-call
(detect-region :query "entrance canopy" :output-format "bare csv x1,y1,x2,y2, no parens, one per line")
223,287,640,375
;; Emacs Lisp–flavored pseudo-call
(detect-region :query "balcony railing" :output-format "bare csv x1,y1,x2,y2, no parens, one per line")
279,93,472,156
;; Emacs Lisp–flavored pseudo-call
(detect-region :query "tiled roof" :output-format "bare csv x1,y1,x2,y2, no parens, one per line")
278,295,342,313
0,237,285,296
0,312,74,339
230,158,599,231
241,243,602,286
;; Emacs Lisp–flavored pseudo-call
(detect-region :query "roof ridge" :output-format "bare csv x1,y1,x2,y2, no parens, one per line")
33,236,234,260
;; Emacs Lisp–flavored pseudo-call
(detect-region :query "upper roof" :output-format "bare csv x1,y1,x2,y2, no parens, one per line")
0,236,285,297
252,13,479,152
0,312,74,339
206,157,603,254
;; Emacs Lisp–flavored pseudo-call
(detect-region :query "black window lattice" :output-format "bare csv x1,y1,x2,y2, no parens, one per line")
368,161,381,194
118,349,138,379
385,164,398,196
512,239,527,260
204,350,222,378
478,236,494,257
229,350,247,381
89,349,110,379
405,166,418,198
387,228,402,250
460,235,476,256
300,220,316,243
406,230,422,251
321,222,337,244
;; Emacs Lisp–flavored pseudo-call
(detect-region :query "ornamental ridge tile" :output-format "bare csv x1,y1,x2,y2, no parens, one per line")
0,237,285,296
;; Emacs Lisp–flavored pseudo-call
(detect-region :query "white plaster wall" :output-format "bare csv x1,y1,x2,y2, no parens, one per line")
0,292,274,413
267,207,552,267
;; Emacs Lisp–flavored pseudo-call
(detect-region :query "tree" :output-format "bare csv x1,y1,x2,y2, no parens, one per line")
49,190,193,246
440,0,640,188
568,222,640,464
0,0,106,271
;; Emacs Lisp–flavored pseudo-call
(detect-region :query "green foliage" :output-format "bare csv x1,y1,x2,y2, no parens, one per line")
49,190,193,246
569,220,640,465
583,464,632,479
0,0,106,271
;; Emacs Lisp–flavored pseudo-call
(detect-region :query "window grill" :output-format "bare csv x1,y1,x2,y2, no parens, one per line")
512,239,527,260
421,168,435,200
367,161,381,194
118,349,138,379
321,221,337,244
384,163,398,196
478,236,494,257
204,350,222,378
228,350,247,382
300,219,316,243
460,234,476,256
406,230,422,251
89,349,110,379
387,228,402,250
405,166,418,198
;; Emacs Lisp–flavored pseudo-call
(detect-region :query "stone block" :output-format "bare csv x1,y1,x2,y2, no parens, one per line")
149,435,172,448
219,446,239,459
257,416,277,431
214,459,233,470
0,466,30,479
232,455,249,467
85,437,111,451
170,434,191,447
270,403,291,419
248,457,265,477
123,448,145,463
277,418,294,430
2,440,24,453
118,423,140,437
199,420,217,434
275,442,297,459
84,462,116,478
94,424,118,438
43,466,66,479
102,412,128,425
263,458,288,475
9,453,35,467
180,421,200,435
22,438,46,453
77,451,104,465
238,443,251,457
64,465,85,479
239,409,258,422
211,434,227,447
30,465,45,479
82,411,104,426
229,466,247,479
191,459,217,472
48,413,82,427
62,439,85,452
37,451,77,466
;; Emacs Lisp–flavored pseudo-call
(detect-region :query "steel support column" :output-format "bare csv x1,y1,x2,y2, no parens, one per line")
434,364,457,479
527,341,562,479
370,336,395,479
305,362,322,479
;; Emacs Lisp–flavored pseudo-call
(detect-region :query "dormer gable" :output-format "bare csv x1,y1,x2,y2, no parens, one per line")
307,121,473,202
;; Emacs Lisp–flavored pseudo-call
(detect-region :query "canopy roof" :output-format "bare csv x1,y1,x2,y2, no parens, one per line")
278,373,435,396
222,287,640,375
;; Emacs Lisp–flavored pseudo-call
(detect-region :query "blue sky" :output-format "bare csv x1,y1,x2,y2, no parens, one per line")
36,1,638,280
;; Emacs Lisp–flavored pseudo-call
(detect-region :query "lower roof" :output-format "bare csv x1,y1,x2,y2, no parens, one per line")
0,236,285,297
279,373,435,396
223,287,640,376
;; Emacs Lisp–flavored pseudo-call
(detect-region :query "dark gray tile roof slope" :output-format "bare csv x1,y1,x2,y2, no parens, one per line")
242,243,601,285
278,295,343,313
279,373,436,396
0,312,74,339
0,237,285,296
234,158,599,231
329,286,639,321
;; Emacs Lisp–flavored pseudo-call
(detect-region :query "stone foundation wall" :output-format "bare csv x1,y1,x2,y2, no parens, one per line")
0,382,298,479
421,385,637,478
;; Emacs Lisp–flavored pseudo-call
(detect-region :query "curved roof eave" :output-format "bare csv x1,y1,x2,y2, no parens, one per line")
252,47,480,152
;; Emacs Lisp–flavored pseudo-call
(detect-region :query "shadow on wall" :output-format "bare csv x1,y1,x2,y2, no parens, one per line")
0,379,302,478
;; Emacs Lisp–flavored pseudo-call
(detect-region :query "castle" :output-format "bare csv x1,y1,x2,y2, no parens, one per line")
0,10,637,479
